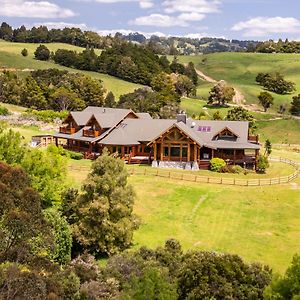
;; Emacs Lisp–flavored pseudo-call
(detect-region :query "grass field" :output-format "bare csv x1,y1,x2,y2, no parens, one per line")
131,174,300,273
177,53,300,111
65,152,300,273
0,40,141,98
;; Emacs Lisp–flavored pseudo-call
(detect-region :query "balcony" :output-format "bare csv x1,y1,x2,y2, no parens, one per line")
248,135,259,143
83,129,100,138
59,127,76,134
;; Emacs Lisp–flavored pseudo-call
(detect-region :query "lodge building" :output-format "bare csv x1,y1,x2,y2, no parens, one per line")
53,106,261,170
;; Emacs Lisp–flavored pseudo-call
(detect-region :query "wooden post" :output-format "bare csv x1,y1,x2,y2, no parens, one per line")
212,149,215,159
121,146,125,158
160,143,163,161
187,143,191,162
194,144,197,161
233,149,236,164
180,144,182,162
154,143,157,161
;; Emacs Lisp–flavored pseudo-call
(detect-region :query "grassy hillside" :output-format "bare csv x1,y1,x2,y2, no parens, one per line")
177,53,300,111
0,40,141,98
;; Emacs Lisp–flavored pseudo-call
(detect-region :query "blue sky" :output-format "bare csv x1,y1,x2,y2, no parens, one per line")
0,0,300,40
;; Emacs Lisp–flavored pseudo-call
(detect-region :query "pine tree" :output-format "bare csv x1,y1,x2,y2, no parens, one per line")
104,91,116,108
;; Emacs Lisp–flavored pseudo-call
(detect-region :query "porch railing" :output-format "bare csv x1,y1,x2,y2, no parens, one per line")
59,127,76,134
83,130,100,138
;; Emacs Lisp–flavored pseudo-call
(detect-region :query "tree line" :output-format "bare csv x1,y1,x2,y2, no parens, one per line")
253,39,300,53
1,130,299,299
0,21,114,49
0,69,106,111
47,42,198,86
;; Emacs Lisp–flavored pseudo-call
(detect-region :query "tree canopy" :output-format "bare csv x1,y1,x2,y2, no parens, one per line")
65,150,139,257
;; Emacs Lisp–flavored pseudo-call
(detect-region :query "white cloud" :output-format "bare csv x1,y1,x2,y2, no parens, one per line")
131,13,189,27
232,17,300,37
178,12,205,22
139,0,153,9
162,0,221,14
0,0,76,18
75,0,154,9
131,12,206,27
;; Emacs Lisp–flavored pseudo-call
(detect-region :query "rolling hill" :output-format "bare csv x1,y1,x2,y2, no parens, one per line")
177,52,300,111
0,40,142,98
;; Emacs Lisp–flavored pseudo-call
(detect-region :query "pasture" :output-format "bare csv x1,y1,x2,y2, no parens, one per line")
0,40,142,98
65,150,300,273
177,52,300,111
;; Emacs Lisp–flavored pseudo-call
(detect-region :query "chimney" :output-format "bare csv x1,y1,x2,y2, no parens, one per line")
177,113,187,124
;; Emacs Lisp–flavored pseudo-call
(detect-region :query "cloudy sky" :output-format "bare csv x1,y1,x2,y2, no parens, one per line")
0,0,299,40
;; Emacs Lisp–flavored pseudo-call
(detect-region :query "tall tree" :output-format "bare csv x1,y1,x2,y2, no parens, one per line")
184,62,198,85
208,81,235,106
290,94,300,116
50,86,84,111
0,162,52,263
23,76,47,109
69,150,139,257
226,107,256,132
104,91,117,108
258,91,274,112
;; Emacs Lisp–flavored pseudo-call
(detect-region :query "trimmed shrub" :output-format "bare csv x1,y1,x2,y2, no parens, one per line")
220,165,245,174
210,158,226,172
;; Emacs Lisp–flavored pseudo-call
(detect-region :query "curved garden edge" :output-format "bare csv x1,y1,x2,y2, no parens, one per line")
127,157,300,187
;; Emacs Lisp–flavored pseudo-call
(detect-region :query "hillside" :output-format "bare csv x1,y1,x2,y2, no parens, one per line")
0,40,142,98
177,52,300,111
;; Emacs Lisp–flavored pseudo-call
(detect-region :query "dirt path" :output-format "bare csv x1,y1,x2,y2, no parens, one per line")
194,66,246,106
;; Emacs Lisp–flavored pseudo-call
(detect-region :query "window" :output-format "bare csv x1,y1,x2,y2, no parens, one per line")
164,147,169,157
182,147,188,157
144,146,151,153
171,147,180,157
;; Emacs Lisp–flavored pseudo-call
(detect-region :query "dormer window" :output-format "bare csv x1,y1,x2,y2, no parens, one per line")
213,127,238,140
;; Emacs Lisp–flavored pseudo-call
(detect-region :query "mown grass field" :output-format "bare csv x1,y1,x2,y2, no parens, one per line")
0,40,141,98
65,151,300,274
177,53,300,111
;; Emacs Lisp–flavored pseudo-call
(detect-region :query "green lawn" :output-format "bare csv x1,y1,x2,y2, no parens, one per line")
0,40,141,99
131,175,300,273
176,52,300,111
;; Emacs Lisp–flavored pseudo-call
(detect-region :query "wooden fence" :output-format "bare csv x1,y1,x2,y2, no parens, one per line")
68,157,299,187
127,157,299,187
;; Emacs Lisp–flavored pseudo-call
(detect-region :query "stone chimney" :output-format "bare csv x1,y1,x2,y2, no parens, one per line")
177,113,187,124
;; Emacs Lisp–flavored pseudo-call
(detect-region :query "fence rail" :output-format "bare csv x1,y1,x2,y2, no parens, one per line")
68,157,299,187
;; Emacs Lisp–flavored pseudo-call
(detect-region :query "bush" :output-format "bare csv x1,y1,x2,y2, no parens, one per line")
210,158,226,172
58,148,84,160
220,165,245,174
257,155,269,173
21,48,28,57
0,106,10,116
34,44,50,61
